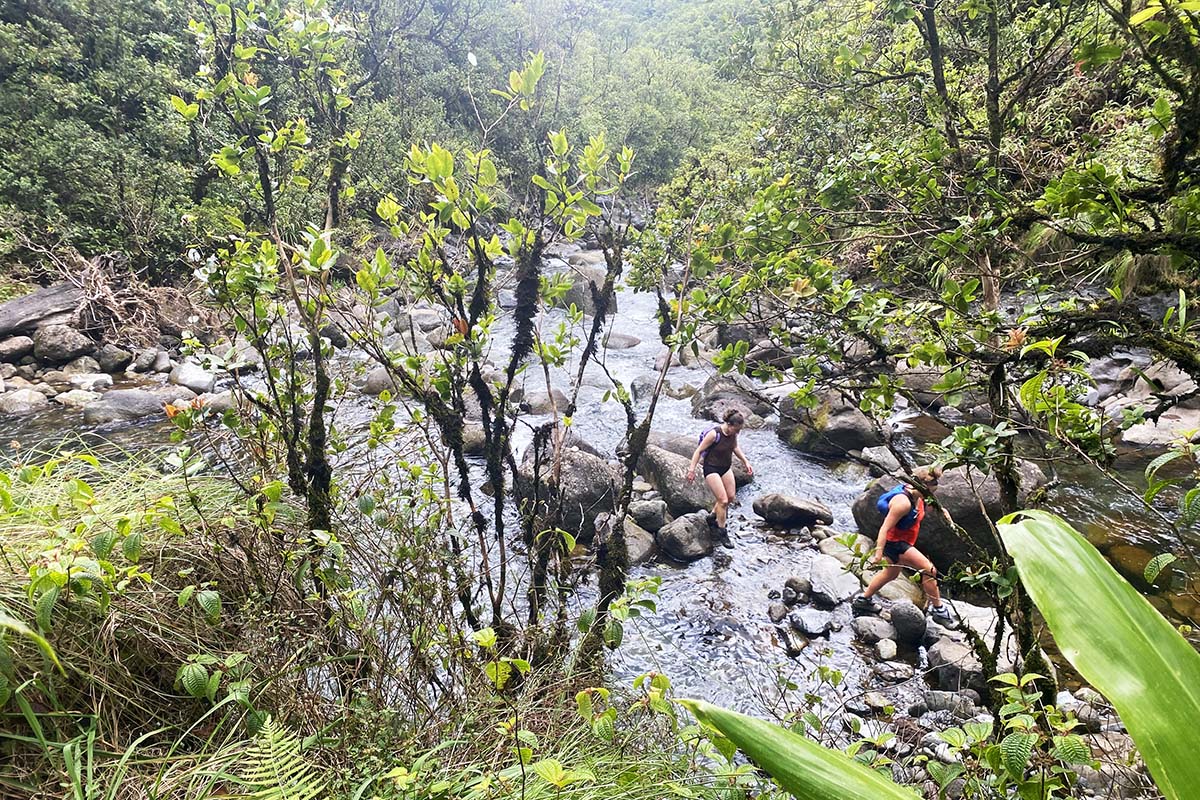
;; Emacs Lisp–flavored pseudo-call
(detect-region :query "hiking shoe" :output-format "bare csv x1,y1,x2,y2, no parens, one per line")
706,512,718,528
714,527,734,549
930,603,958,629
851,593,883,616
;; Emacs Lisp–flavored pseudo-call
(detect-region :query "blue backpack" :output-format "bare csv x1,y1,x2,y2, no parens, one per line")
876,485,919,529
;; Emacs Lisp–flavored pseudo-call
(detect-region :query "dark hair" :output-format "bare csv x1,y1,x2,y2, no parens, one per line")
722,410,745,426
911,465,943,485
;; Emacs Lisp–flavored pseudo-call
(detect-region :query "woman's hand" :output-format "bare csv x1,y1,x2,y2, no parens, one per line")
686,468,696,482
744,462,754,476
870,549,884,565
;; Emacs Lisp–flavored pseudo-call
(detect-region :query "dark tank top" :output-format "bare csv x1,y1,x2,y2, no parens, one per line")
704,428,738,472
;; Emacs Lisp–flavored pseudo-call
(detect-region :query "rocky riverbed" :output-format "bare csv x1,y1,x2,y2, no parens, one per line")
0,248,1179,798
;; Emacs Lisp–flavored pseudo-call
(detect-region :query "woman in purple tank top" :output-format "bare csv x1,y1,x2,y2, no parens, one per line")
686,410,753,548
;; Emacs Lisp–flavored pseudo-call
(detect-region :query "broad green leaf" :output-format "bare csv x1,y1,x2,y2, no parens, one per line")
679,699,919,799
196,590,222,624
178,662,209,699
998,510,1200,800
1145,552,1177,584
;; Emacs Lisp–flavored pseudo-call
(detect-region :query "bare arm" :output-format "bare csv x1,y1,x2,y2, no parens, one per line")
687,431,719,479
733,443,753,474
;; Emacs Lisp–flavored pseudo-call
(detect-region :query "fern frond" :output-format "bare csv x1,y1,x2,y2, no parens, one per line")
234,716,326,800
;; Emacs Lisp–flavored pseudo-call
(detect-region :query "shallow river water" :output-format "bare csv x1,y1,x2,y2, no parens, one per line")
3,264,1197,718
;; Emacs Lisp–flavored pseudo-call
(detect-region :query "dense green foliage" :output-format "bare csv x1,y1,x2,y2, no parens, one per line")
0,0,741,278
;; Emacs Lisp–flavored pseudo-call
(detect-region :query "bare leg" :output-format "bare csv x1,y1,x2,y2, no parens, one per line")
720,470,736,516
863,564,902,598
899,546,941,606
704,472,730,527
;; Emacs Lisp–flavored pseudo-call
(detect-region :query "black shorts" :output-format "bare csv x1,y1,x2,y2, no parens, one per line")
883,540,912,562
703,463,731,477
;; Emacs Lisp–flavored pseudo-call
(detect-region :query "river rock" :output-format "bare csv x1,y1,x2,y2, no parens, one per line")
521,389,568,414
92,343,132,373
874,661,915,683
170,362,217,394
808,553,861,607
62,355,101,376
691,373,775,423
645,432,753,486
604,331,640,350
0,283,84,337
0,388,49,414
82,386,196,424
394,305,445,334
556,261,615,317
151,350,173,373
876,639,898,660
752,494,834,528
852,616,896,644
789,608,834,637
928,639,984,692
638,445,715,516
768,602,788,623
656,511,713,562
628,498,669,532
0,336,34,362
888,600,927,646
69,373,112,392
1076,732,1143,798
33,325,94,364
516,440,620,542
130,348,157,372
860,445,901,476
361,366,397,396
624,518,658,566
851,462,1048,570
461,423,486,455
785,576,812,596
54,389,102,409
778,390,881,457
596,513,657,566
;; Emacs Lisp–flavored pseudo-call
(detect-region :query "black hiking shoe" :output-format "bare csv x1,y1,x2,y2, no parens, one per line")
706,512,718,528
714,527,734,549
851,593,883,616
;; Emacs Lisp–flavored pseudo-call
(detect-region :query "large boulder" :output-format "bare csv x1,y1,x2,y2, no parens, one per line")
807,553,860,607
778,390,880,457
690,373,774,423
82,386,196,424
928,639,985,692
851,461,1048,570
0,388,49,415
33,325,94,365
554,260,616,317
656,512,713,562
638,445,715,517
752,494,834,528
646,431,753,486
0,283,84,337
516,439,621,542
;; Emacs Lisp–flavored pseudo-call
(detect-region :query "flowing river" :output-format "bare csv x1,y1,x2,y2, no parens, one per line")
3,255,1196,720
